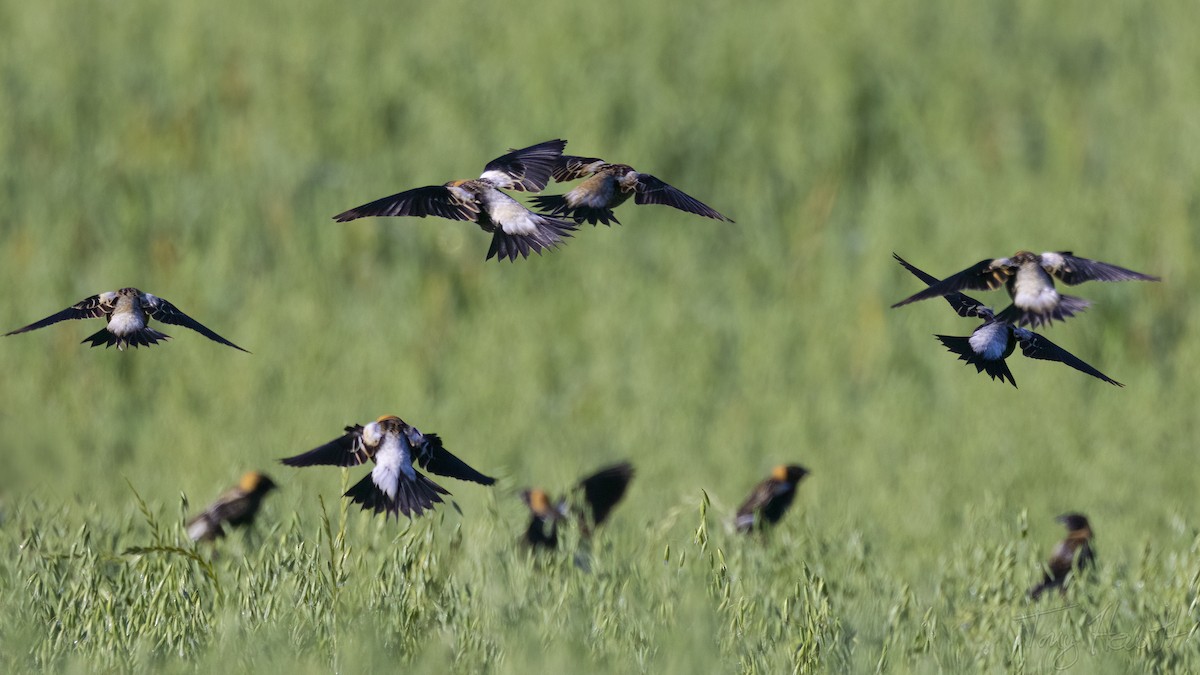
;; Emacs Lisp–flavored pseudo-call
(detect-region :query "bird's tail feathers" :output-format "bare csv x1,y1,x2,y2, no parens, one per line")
82,327,171,350
486,215,576,262
529,195,619,226
934,335,1017,388
344,472,449,519
995,296,1090,328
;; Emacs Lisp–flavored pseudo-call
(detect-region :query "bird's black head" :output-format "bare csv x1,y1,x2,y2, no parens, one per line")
241,471,278,496
1056,512,1091,533
773,464,810,484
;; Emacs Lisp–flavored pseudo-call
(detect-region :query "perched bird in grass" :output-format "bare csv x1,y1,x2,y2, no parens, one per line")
1029,513,1095,600
522,462,635,549
891,251,1159,328
280,415,495,519
185,471,278,542
333,140,577,261
735,464,809,533
894,254,1123,388
529,155,733,226
4,287,249,352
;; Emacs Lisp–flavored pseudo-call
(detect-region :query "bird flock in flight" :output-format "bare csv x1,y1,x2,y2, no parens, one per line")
6,138,1158,596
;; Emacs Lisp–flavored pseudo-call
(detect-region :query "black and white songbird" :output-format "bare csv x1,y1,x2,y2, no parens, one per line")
4,287,248,352
281,415,494,519
333,140,577,261
891,250,1158,328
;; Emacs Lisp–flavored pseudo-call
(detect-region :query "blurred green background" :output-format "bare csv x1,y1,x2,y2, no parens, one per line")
2,0,1198,672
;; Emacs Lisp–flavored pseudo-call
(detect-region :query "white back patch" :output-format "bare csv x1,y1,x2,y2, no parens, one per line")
488,195,540,235
479,170,516,189
969,322,1010,360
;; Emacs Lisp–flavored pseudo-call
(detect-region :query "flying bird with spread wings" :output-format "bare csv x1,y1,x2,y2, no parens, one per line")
894,254,1122,388
4,287,249,352
281,415,495,519
333,140,577,261
529,155,733,226
521,462,635,549
891,251,1158,328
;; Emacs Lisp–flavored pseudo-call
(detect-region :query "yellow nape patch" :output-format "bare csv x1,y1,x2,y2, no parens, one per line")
238,471,262,492
376,414,400,424
771,465,789,482
527,489,552,515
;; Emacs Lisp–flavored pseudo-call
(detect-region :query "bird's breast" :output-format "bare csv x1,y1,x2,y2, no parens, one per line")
107,305,147,336
485,194,540,235
569,175,618,208
1009,265,1059,311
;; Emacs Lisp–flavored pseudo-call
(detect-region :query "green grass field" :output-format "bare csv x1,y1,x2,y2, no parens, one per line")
2,0,1199,672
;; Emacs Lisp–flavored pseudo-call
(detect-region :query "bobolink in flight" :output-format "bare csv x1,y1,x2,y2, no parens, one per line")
522,461,635,549
4,287,249,352
891,251,1158,328
333,140,577,261
530,155,733,226
281,415,495,519
894,254,1122,388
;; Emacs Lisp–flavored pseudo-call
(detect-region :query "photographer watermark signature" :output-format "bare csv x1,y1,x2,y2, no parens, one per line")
1015,603,1196,669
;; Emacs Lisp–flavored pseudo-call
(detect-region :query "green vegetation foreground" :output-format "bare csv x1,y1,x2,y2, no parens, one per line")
1,0,1198,672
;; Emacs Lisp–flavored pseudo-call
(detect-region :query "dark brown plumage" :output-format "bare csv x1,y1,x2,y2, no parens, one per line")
185,471,278,542
735,464,809,533
521,462,635,549
530,155,733,226
1029,513,1095,600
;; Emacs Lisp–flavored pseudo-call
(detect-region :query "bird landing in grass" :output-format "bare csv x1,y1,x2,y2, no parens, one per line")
521,461,635,549
734,464,809,533
333,140,577,262
4,287,249,352
186,471,278,542
1029,513,1095,600
281,415,494,519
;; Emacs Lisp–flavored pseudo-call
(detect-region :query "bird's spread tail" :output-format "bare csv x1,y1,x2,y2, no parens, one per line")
344,471,450,519
529,195,619,226
82,327,171,350
995,295,1090,328
486,215,576,262
1028,578,1058,601
523,516,559,549
934,334,1017,388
